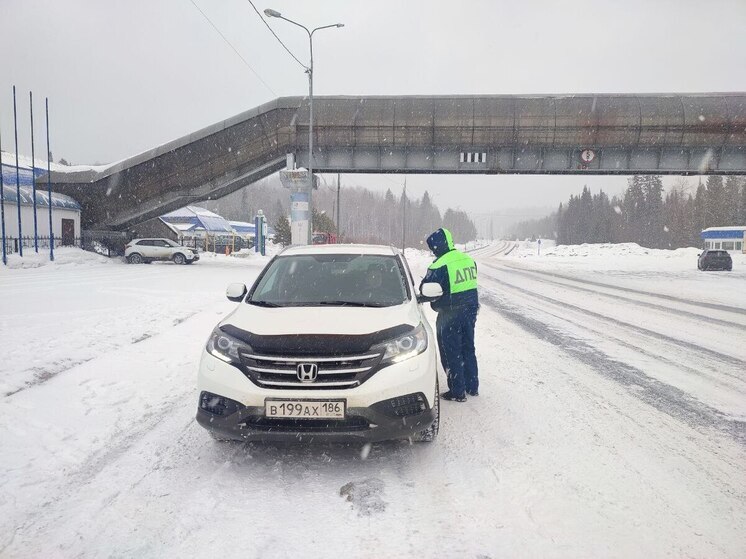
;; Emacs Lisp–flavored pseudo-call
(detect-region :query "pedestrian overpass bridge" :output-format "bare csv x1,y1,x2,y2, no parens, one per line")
45,93,746,230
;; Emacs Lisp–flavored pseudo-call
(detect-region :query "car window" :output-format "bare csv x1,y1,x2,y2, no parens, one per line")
137,240,153,246
249,254,408,307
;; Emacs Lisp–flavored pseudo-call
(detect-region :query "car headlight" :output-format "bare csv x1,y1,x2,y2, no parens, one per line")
206,328,250,365
374,323,428,365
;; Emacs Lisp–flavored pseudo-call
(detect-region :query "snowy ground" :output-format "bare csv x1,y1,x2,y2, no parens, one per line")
1,243,744,558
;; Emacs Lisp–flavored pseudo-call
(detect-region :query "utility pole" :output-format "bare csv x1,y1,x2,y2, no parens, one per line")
401,177,407,250
336,172,341,238
263,9,343,244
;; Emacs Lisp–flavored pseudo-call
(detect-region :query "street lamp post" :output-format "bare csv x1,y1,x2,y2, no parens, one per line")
264,9,343,244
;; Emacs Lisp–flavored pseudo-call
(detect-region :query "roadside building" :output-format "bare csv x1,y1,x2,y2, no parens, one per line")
1,160,82,250
701,226,746,253
229,221,255,248
159,206,239,251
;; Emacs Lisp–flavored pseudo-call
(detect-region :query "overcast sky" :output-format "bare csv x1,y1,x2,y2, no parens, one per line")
1,0,745,219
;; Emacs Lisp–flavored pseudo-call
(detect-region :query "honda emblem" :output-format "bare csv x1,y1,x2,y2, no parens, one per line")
297,363,318,382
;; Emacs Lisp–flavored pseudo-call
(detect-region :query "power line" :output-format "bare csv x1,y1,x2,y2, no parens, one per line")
187,0,276,95
245,0,307,70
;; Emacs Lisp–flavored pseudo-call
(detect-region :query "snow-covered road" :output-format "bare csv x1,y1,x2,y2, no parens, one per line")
1,246,744,558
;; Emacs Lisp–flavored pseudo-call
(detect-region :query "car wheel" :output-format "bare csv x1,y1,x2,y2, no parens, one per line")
412,381,440,443
173,253,186,265
127,253,143,264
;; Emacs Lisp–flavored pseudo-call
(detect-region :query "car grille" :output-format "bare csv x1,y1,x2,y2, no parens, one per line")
239,351,384,390
244,416,371,432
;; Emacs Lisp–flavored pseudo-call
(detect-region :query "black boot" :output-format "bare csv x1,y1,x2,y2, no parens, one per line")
441,390,467,402
466,390,479,397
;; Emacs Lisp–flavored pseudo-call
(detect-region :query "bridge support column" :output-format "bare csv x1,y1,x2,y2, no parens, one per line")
280,162,317,245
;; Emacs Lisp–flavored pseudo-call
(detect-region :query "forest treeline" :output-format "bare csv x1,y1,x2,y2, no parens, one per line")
510,176,746,248
203,177,478,247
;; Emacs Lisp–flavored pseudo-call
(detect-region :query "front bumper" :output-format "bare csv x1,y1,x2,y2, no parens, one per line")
196,401,435,443
196,347,437,443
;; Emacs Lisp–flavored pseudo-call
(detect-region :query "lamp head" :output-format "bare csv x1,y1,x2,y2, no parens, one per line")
264,8,282,17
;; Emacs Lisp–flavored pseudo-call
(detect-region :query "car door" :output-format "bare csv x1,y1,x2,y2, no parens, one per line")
153,239,173,260
136,239,156,259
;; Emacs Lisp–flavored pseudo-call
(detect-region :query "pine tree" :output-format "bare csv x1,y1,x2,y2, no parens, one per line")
312,208,336,235
578,186,593,242
693,181,708,243
724,176,741,225
642,176,664,247
623,176,646,244
705,175,726,227
273,215,291,246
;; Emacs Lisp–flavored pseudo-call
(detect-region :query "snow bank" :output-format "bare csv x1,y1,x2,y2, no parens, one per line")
506,240,746,272
1,247,115,270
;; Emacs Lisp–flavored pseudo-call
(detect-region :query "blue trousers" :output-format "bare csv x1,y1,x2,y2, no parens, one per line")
436,307,479,397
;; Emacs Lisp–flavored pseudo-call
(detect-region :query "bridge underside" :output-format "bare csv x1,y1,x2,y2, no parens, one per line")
298,146,745,175
44,94,746,231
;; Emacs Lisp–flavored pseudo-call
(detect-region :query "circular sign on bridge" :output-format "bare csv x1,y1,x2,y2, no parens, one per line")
580,149,596,163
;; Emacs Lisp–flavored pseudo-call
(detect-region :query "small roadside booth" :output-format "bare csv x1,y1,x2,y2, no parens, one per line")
700,226,746,254
230,221,256,248
159,206,239,252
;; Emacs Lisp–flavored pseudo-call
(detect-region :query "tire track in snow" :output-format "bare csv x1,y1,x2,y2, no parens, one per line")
478,291,746,446
480,269,746,370
482,262,746,330
496,262,746,315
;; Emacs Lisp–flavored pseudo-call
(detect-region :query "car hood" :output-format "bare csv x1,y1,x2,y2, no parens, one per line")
221,301,421,336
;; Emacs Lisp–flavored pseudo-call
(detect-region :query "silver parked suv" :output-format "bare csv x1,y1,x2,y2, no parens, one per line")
125,238,199,265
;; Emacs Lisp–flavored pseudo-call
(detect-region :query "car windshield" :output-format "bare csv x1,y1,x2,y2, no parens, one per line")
165,239,180,247
249,254,408,307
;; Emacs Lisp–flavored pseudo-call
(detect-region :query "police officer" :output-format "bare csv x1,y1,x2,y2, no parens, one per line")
420,228,479,402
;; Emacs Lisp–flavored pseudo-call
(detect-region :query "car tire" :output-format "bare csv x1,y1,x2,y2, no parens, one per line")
173,253,186,265
127,253,143,264
412,382,440,443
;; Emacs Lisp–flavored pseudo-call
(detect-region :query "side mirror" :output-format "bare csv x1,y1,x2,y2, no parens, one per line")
421,282,444,298
417,282,443,303
226,283,247,302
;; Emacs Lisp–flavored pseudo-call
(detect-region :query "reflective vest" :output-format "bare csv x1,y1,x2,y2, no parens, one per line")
429,250,478,294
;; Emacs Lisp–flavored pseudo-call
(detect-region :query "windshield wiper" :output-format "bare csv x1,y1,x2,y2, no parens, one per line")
247,300,281,307
315,300,388,307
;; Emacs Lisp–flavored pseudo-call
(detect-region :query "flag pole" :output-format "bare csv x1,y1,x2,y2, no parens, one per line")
46,97,54,261
13,86,23,256
0,110,6,265
30,91,38,252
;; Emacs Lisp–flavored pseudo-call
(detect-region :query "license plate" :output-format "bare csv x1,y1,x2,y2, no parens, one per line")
265,400,345,419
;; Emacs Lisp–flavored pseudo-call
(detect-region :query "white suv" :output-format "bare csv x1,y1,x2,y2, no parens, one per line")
196,244,441,443
125,238,199,265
